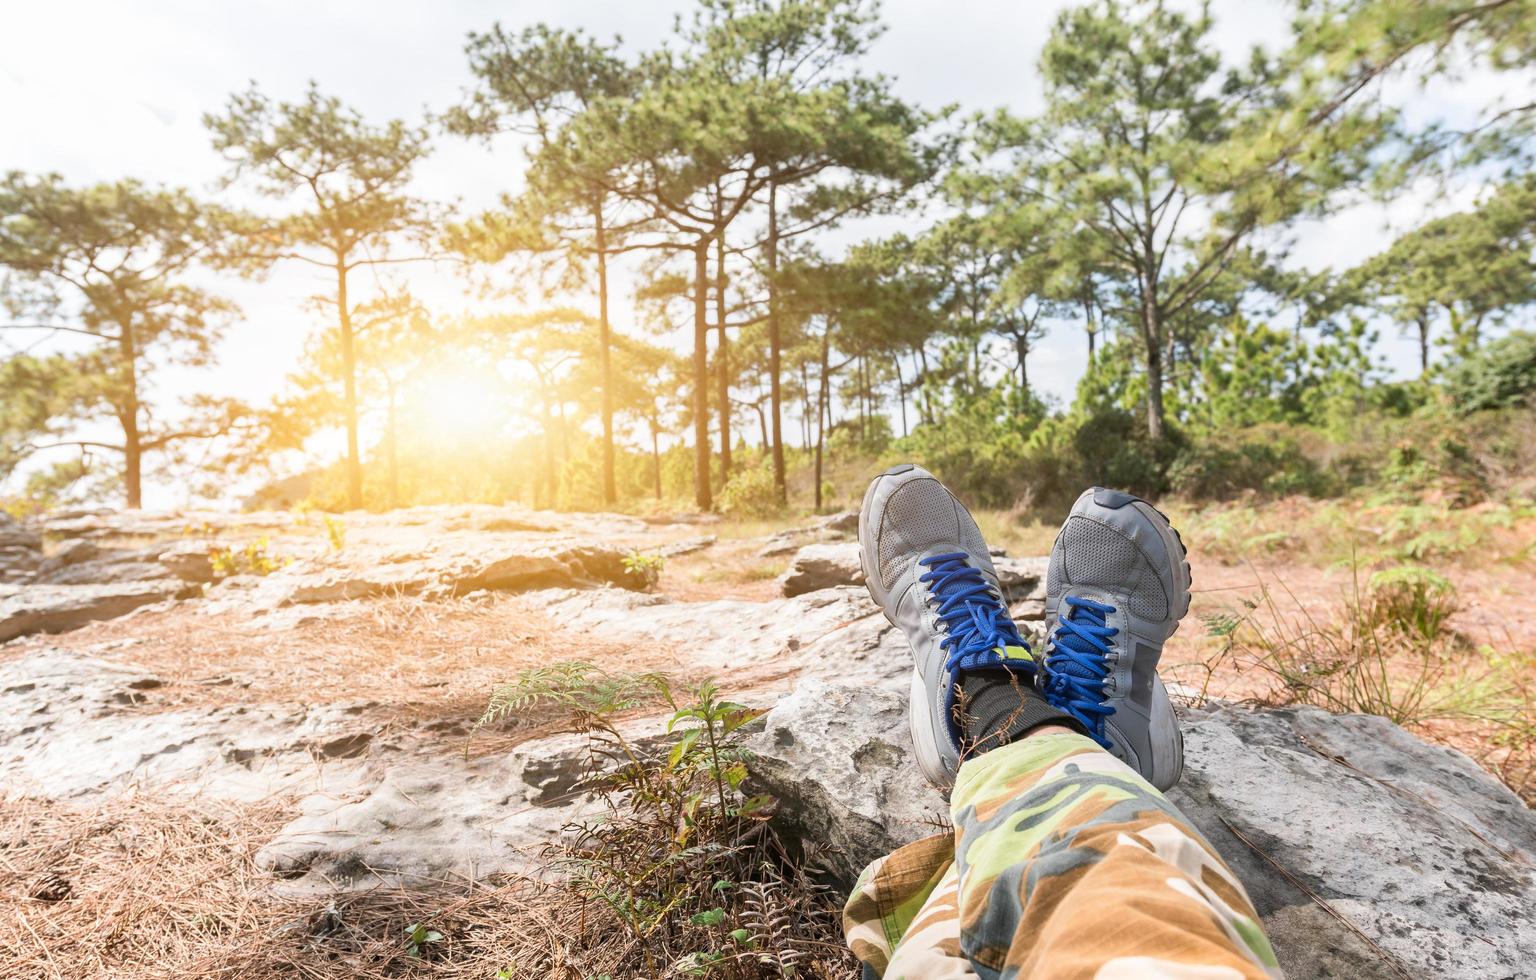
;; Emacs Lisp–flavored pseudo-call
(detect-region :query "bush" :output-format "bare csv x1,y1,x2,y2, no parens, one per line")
1168,426,1337,500
718,461,784,518
1445,330,1536,415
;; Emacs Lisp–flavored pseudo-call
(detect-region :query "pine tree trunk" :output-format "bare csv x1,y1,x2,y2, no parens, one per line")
119,324,142,509
714,190,731,482
1085,296,1097,366
814,320,831,512
893,354,908,437
539,394,556,510
336,259,363,509
917,346,935,424
1417,315,1430,376
766,180,786,501
594,199,617,505
386,382,399,510
1141,285,1166,441
692,239,713,510
1016,335,1029,399
650,419,662,500
800,362,812,451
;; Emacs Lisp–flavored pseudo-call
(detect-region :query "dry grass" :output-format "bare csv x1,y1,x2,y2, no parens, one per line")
1166,495,1536,568
0,791,713,979
1184,566,1536,804
3,591,679,722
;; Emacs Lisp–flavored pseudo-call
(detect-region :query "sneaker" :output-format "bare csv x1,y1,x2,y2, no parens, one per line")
1041,487,1192,791
859,464,1037,789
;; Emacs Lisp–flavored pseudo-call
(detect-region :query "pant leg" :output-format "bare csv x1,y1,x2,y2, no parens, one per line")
950,732,1281,980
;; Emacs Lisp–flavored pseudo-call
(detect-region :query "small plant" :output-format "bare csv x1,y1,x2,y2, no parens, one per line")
1366,566,1460,643
207,537,286,577
622,549,666,590
403,921,444,958
476,662,852,977
322,513,346,552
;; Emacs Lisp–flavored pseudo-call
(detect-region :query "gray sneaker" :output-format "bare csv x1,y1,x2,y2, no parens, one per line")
1040,487,1192,791
858,464,1037,789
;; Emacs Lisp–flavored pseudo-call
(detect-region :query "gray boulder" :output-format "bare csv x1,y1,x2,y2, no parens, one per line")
779,542,865,597
747,680,947,885
199,538,646,613
816,508,861,534
660,534,717,558
253,724,675,889
36,538,100,572
748,680,1536,980
0,580,195,642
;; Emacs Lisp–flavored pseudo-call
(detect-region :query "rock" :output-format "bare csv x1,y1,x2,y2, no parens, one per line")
747,680,947,885
0,545,41,577
816,509,860,534
156,539,216,583
0,518,42,551
253,724,674,888
660,534,716,558
748,680,1536,980
200,538,644,613
0,580,195,642
779,543,865,597
757,536,803,558
540,585,908,689
38,558,172,586
777,542,1047,602
37,538,99,571
0,648,377,801
993,555,1049,604
253,754,576,887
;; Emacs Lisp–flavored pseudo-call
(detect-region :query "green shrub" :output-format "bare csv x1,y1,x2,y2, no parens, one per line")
1168,426,1336,499
1445,330,1536,415
718,461,784,518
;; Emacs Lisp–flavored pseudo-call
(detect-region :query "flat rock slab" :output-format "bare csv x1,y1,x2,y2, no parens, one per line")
198,537,644,615
0,648,380,801
253,727,646,889
538,585,911,689
0,580,194,643
748,680,1536,980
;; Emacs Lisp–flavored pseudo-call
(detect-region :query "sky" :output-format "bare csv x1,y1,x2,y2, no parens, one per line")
2,0,1528,507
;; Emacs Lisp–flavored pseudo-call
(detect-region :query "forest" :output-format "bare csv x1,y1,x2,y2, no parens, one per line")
2,0,1533,522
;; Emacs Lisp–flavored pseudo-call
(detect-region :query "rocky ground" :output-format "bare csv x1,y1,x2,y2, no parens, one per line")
1,504,1533,978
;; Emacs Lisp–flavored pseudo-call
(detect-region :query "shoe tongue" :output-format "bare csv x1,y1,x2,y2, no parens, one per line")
952,643,1034,673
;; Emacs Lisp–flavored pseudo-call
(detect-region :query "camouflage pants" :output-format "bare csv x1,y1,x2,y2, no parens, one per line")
844,732,1282,979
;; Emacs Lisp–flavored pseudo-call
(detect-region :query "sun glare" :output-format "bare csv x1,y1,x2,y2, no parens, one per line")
407,369,512,444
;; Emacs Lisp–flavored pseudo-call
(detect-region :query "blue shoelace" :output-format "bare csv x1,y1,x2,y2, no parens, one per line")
1044,596,1118,748
917,552,1033,677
